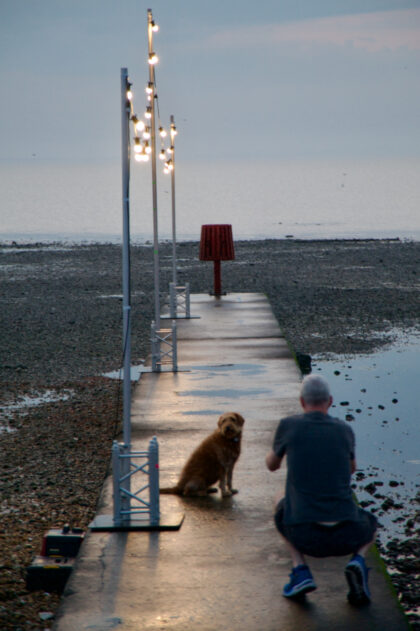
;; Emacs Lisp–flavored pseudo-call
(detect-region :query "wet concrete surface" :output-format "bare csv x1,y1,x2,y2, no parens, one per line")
53,293,409,631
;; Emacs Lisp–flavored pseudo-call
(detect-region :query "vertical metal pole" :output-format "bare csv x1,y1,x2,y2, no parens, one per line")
170,115,177,288
120,68,131,520
151,320,159,372
185,282,190,318
169,281,176,318
112,441,122,525
148,9,160,332
149,437,160,526
172,320,177,372
121,68,132,449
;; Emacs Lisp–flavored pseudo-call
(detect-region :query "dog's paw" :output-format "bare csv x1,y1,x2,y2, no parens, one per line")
222,490,233,497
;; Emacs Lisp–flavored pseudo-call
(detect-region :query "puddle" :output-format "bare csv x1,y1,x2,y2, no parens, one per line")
177,388,271,399
189,363,266,378
312,329,420,539
183,409,226,416
1,389,74,433
103,365,145,381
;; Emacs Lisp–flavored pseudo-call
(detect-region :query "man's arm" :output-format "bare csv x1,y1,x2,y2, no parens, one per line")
266,449,283,472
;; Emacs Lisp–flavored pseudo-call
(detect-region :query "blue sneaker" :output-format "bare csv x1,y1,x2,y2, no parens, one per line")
345,554,371,605
283,565,317,598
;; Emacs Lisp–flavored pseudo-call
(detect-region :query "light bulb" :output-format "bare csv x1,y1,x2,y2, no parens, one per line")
148,52,158,65
132,117,145,133
159,149,166,160
159,127,167,138
126,89,133,101
163,166,170,174
143,128,151,140
145,142,152,155
146,83,153,95
151,21,159,32
134,138,142,153
134,153,142,162
166,146,173,154
145,107,152,119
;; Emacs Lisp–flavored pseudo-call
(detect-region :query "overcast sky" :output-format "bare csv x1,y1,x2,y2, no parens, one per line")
1,0,419,164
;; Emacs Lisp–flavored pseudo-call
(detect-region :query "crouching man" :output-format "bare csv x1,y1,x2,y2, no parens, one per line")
266,374,377,605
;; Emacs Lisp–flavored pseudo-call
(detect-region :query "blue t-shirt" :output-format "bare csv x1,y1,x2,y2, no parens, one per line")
272,412,359,525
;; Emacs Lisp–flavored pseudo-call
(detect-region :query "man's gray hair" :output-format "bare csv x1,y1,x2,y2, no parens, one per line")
300,374,331,405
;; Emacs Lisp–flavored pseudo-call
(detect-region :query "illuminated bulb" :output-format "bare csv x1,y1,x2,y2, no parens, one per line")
145,142,152,155
167,146,173,154
145,107,152,119
143,127,151,140
132,116,145,133
165,160,174,172
151,21,159,32
134,138,142,153
135,119,145,133
148,52,158,65
159,126,167,138
163,166,170,175
159,149,166,160
146,83,153,95
126,88,133,101
143,153,150,162
134,153,142,162
171,126,178,136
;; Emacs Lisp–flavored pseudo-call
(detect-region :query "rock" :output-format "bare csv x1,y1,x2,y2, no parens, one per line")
39,611,54,621
295,352,312,374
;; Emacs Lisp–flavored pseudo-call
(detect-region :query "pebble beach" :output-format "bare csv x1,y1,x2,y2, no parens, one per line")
1,238,419,629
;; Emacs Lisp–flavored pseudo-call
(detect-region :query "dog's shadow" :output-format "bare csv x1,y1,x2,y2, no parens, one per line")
177,492,244,521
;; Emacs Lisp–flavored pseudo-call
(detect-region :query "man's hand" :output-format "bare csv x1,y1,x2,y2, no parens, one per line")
266,449,282,471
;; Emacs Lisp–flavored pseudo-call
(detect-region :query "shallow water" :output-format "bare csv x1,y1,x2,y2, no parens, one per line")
0,389,74,433
312,330,420,539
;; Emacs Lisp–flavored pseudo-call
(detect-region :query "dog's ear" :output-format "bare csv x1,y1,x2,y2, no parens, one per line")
232,413,245,426
218,413,227,428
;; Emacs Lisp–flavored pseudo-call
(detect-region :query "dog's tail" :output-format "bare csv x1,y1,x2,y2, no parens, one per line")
159,486,182,495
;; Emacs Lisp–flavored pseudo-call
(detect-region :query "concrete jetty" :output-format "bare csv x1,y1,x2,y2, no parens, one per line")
53,293,409,631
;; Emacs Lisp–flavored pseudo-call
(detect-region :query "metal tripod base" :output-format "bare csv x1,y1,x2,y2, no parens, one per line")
89,512,184,532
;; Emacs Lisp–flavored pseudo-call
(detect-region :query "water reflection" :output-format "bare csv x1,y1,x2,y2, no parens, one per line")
312,330,419,539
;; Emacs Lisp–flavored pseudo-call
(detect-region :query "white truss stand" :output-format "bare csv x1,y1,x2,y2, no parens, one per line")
90,435,183,531
112,437,160,526
169,281,191,319
151,319,177,372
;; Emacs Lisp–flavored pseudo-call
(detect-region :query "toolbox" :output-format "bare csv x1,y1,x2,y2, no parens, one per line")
26,555,75,592
40,525,84,558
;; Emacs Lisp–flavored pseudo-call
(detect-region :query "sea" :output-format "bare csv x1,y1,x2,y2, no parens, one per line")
1,157,419,539
1,157,419,243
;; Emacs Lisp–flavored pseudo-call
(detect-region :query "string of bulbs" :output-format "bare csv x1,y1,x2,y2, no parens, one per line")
125,15,177,173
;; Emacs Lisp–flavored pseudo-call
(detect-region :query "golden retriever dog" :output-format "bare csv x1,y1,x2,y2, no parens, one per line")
160,412,245,497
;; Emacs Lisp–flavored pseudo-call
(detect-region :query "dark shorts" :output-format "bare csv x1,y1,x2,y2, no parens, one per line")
274,499,378,558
